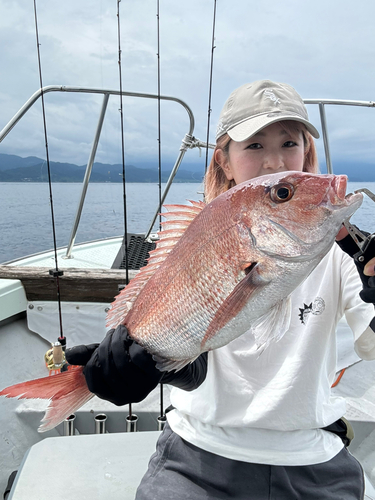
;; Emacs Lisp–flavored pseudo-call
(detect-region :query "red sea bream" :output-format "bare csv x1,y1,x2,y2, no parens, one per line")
0,171,363,430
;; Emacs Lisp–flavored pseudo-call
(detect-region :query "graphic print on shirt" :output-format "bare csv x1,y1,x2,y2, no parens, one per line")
298,297,325,325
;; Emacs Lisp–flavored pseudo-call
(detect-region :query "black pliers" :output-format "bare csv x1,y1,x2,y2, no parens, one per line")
343,188,375,265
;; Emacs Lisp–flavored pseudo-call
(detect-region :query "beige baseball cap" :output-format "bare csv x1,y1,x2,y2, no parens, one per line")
216,80,320,142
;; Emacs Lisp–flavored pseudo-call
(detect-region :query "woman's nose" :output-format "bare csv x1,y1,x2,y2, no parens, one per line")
263,153,284,170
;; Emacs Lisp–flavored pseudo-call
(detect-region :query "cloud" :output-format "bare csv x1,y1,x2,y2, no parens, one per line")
1,0,375,172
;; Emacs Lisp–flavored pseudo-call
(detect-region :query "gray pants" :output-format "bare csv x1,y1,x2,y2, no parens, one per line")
136,423,364,500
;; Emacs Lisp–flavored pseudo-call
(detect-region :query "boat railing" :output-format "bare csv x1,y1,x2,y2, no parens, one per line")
1,88,374,258
0,85,215,258
304,98,375,175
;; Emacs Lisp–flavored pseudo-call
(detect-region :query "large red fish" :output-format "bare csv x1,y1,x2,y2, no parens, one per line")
0,172,362,431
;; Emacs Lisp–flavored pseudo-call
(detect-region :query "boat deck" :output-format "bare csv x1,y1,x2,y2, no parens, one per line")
1,237,375,498
7,428,375,500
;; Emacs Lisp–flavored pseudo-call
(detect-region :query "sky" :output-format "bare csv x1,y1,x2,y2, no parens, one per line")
1,0,375,174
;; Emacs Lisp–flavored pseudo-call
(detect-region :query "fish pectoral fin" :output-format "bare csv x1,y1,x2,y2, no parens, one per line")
250,296,292,355
201,264,268,349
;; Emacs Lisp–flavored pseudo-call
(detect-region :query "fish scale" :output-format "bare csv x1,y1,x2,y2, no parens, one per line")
124,214,243,362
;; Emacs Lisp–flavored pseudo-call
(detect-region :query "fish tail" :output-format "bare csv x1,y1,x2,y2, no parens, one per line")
0,366,94,432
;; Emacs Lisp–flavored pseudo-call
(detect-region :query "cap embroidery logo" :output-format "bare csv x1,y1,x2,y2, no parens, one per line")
264,89,280,105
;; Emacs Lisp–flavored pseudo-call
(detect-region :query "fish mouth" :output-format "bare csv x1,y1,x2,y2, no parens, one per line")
333,175,347,201
330,175,349,203
328,175,363,215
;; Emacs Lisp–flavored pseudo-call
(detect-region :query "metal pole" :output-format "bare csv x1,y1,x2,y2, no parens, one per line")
63,414,76,436
0,85,197,144
318,103,333,174
64,93,110,258
157,415,167,431
126,414,138,432
94,413,107,434
144,147,189,239
2,85,373,146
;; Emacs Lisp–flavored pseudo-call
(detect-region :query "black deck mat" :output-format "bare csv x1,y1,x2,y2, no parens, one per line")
112,234,156,270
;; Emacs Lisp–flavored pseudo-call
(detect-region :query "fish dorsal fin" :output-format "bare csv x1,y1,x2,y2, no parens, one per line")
106,200,205,328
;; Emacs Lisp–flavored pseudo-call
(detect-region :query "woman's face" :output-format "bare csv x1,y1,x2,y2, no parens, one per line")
216,122,305,185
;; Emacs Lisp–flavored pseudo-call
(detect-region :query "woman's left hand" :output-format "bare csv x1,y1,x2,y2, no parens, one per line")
336,225,375,303
364,257,375,277
335,225,375,275
335,225,349,242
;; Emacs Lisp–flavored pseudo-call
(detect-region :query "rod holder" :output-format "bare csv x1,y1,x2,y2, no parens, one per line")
63,414,76,436
126,414,138,432
94,414,107,434
157,415,167,431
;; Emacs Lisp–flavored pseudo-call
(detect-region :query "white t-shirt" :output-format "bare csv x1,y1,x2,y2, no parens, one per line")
168,245,375,466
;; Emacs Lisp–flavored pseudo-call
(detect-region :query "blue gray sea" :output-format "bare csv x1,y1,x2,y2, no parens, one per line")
0,182,203,263
1,181,374,264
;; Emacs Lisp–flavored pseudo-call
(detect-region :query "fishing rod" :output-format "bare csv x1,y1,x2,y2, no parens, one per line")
117,0,130,288
117,0,137,430
33,0,66,371
204,0,217,177
156,0,162,233
156,0,167,430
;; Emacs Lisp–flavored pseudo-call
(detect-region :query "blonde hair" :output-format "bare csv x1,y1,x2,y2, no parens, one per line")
204,121,319,203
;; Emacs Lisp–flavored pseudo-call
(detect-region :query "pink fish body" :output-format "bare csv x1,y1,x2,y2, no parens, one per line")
0,171,363,430
107,171,362,369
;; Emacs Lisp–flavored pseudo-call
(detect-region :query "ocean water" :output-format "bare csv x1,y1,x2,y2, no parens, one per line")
0,182,203,263
1,181,375,264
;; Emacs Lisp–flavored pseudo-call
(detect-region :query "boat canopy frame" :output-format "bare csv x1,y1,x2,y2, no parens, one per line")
0,86,375,258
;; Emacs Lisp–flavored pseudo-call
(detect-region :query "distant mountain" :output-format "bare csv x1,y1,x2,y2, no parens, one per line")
1,153,374,182
0,154,205,183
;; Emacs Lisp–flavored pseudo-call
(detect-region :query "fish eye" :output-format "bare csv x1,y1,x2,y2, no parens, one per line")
270,183,294,203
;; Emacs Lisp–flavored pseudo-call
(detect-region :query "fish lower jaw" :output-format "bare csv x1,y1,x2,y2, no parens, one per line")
325,192,363,218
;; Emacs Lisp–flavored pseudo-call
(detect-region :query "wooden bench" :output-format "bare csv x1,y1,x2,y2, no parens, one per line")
0,266,139,303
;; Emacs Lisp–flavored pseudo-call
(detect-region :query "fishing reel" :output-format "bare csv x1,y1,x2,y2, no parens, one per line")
44,338,68,375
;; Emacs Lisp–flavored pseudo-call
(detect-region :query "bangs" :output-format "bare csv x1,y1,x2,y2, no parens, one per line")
277,120,306,139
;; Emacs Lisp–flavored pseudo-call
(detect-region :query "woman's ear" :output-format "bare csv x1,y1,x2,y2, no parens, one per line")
215,148,233,181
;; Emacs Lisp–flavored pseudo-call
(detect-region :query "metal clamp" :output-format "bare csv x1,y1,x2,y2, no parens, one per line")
49,269,64,277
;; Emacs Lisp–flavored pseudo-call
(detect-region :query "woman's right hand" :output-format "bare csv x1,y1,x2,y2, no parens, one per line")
66,324,209,405
65,325,163,406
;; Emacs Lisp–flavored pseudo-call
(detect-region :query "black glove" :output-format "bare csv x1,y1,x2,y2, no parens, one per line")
336,229,375,303
65,325,162,405
65,324,208,406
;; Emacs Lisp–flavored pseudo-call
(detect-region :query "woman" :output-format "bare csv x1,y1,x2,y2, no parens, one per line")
67,80,375,499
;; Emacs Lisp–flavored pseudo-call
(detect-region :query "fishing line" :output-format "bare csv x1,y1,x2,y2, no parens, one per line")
204,0,217,176
33,0,65,347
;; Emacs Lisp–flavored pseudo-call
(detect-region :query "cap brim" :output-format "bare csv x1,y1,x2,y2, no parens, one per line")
227,113,320,141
